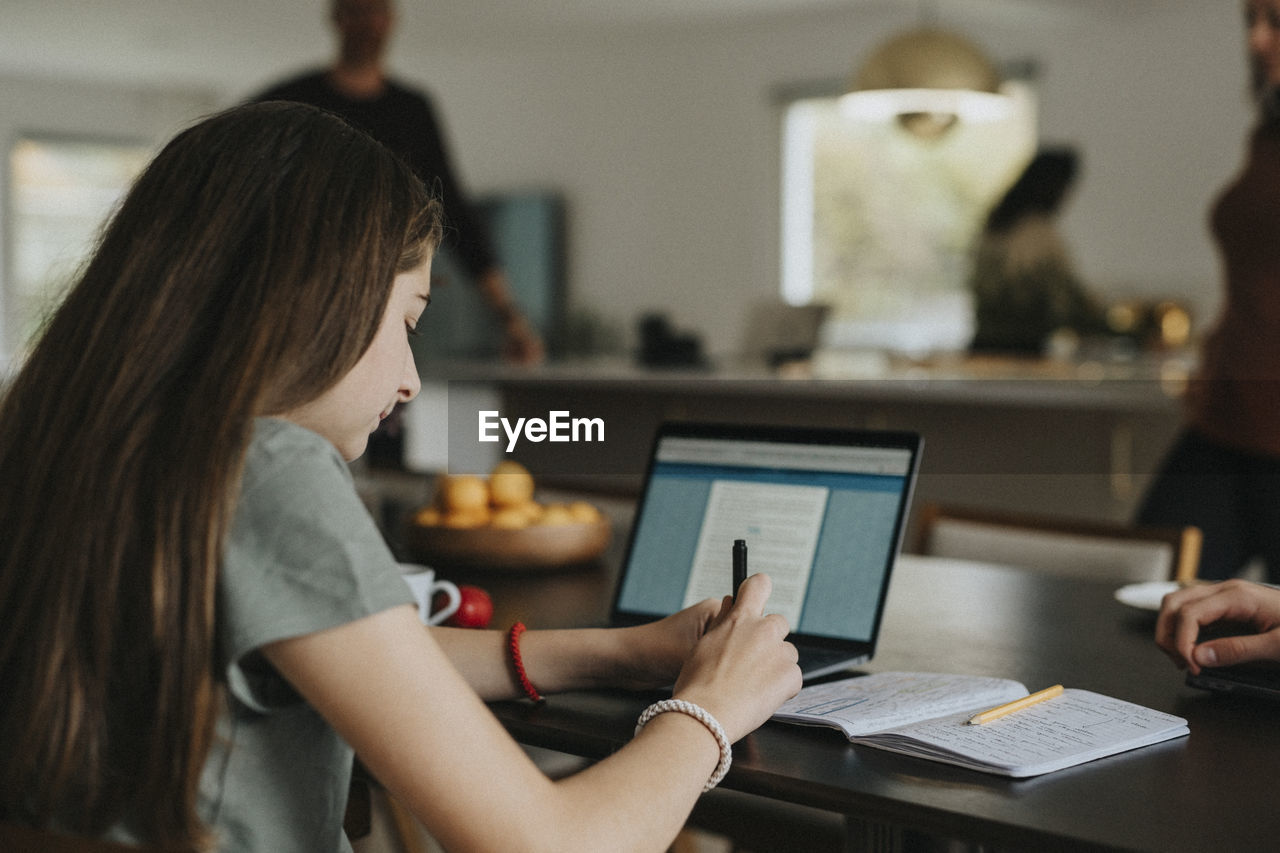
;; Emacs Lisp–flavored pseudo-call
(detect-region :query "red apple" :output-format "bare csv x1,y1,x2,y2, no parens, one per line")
438,584,494,629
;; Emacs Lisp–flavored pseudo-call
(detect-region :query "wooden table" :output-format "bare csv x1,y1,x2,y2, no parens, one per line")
470,548,1280,852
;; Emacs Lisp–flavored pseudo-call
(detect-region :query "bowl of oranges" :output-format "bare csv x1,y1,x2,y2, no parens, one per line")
405,461,611,570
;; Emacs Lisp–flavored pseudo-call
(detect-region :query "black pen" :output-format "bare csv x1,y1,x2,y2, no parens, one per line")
733,539,747,600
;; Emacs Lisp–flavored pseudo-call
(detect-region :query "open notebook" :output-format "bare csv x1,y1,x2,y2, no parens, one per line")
774,671,1189,778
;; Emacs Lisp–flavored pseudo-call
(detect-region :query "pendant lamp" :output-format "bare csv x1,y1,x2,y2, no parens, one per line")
841,24,1012,138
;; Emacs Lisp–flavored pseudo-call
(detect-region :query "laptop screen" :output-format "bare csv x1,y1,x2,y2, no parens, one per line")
613,423,921,649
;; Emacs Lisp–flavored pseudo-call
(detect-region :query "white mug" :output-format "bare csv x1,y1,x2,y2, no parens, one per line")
399,563,462,626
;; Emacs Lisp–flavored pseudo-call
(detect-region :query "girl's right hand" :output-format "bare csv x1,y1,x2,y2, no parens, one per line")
670,572,803,742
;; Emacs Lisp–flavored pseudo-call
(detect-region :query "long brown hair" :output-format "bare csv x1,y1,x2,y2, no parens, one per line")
0,101,440,849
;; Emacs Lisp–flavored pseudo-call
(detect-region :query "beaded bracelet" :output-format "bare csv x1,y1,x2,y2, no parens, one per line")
506,622,544,703
634,699,732,791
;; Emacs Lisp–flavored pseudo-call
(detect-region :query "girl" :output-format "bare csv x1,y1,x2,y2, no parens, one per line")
0,101,801,852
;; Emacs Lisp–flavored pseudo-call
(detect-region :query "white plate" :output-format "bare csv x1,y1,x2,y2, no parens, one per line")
1113,580,1180,612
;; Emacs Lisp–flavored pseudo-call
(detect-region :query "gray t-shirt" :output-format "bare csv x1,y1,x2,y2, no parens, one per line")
198,417,415,851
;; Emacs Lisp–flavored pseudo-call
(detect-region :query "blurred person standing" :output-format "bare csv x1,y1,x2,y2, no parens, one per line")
966,147,1104,356
252,0,543,366
1137,0,1280,581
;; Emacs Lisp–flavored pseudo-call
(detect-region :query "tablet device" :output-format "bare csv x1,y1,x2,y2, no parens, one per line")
1186,661,1280,701
1185,619,1280,700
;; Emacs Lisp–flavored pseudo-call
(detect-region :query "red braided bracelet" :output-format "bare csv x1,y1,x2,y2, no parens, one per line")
507,622,544,703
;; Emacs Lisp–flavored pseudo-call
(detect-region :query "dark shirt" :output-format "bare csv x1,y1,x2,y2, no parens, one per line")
253,71,497,278
1186,121,1280,457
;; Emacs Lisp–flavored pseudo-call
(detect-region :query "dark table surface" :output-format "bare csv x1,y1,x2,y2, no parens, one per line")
461,536,1280,853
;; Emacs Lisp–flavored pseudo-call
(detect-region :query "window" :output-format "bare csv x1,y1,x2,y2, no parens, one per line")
780,82,1037,356
5,136,151,360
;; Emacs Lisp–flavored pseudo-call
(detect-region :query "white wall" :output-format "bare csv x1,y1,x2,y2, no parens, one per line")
0,75,218,362
3,1,1251,358
362,1,1247,355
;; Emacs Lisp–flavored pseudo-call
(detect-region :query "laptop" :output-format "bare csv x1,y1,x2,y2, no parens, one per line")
610,422,922,680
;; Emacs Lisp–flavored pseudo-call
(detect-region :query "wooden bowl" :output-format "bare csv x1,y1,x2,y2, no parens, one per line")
404,518,612,571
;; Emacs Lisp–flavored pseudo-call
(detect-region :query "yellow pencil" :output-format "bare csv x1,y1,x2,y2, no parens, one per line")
967,684,1064,725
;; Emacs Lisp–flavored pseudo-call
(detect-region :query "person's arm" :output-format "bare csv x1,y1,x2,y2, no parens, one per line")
262,573,799,852
475,267,545,365
412,94,544,364
430,599,716,700
1155,579,1280,674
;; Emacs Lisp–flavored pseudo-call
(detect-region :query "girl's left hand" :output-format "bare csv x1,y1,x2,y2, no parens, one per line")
609,597,723,690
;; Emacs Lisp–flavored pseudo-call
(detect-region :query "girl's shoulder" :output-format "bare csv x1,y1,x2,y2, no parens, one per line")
243,418,346,486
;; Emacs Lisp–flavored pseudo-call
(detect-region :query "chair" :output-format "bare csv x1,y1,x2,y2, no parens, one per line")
0,823,161,853
685,788,846,853
348,761,432,853
913,503,1201,584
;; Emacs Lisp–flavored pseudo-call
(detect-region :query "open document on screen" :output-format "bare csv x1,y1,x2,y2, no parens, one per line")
681,479,826,624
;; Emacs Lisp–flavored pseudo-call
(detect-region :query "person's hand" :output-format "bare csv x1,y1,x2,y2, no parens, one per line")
1155,579,1280,674
500,313,545,365
476,268,545,365
670,573,802,742
609,598,722,691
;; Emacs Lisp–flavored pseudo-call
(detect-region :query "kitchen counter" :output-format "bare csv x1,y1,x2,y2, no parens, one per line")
415,351,1190,524
427,350,1188,412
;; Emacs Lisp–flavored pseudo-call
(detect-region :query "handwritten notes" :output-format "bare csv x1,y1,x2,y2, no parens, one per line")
776,671,1027,736
774,672,1189,777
